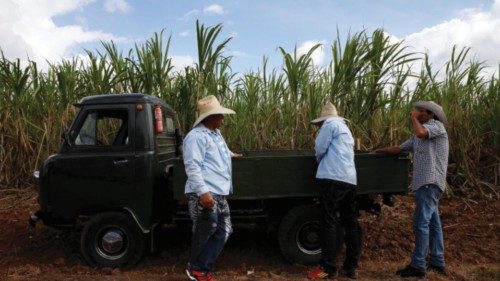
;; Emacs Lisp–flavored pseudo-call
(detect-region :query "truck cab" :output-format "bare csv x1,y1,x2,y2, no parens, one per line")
33,94,181,267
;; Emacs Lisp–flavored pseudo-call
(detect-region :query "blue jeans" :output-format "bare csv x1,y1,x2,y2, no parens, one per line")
186,193,232,272
411,184,445,270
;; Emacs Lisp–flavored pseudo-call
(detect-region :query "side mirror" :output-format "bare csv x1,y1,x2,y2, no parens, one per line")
61,131,72,148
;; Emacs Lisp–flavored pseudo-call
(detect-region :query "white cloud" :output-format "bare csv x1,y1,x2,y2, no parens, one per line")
400,0,500,76
179,9,199,21
0,0,122,70
297,40,326,66
229,31,238,38
203,4,224,15
179,30,190,37
103,0,131,13
171,55,195,70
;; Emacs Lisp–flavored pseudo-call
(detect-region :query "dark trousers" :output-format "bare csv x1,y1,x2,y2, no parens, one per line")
186,193,232,272
318,179,361,273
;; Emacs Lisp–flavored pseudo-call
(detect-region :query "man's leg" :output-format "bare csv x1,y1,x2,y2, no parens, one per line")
410,185,439,271
339,184,360,272
428,186,445,268
187,194,218,272
195,196,232,271
318,180,341,274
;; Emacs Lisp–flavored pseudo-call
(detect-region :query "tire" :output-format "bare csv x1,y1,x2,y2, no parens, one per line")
278,205,323,265
80,212,145,268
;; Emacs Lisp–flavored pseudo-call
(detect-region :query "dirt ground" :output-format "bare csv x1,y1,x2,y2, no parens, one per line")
0,188,498,281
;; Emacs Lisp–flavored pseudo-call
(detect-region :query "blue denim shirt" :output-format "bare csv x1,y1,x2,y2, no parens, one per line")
183,124,233,196
315,117,357,185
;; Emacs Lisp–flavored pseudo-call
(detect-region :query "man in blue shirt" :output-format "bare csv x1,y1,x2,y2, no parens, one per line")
374,101,449,278
183,95,240,281
308,102,360,280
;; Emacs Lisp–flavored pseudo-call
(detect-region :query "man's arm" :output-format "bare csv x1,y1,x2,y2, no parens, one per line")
411,111,429,139
373,135,414,154
314,122,334,162
373,146,402,155
230,150,243,157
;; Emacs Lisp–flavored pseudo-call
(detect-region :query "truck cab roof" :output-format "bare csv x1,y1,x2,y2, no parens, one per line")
76,93,174,112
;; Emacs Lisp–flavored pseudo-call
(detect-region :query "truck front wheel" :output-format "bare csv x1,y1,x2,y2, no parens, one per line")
80,212,145,268
278,205,323,265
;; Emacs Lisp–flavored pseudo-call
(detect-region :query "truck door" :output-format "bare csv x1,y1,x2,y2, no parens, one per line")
48,105,136,218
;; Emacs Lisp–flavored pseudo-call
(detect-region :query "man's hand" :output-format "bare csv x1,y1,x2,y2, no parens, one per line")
410,111,419,120
199,192,215,209
232,153,243,158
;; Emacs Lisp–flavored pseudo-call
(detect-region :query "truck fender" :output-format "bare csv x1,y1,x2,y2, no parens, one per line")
123,207,150,234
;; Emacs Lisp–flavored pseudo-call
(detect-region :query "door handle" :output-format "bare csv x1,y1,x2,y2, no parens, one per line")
113,159,130,165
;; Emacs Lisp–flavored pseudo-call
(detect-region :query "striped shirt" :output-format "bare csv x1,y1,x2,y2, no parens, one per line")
399,119,449,191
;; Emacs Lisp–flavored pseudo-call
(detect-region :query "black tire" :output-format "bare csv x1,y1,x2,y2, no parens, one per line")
80,212,145,268
278,205,323,265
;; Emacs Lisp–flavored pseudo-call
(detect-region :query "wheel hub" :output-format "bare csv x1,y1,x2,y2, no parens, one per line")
95,227,128,260
101,231,124,254
296,221,322,255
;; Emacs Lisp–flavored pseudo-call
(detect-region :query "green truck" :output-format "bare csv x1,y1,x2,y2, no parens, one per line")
30,93,409,268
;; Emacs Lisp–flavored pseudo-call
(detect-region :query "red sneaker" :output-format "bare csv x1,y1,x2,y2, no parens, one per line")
186,269,216,281
308,266,337,280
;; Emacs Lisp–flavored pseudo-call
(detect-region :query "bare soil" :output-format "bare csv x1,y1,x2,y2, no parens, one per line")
0,188,498,281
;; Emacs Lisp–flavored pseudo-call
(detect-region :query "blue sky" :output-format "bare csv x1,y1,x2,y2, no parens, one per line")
1,0,498,75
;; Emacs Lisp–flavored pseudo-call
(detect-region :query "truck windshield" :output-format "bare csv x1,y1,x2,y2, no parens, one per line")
75,112,97,145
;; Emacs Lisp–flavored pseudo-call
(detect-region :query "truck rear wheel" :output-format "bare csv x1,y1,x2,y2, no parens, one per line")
80,212,145,268
278,205,323,265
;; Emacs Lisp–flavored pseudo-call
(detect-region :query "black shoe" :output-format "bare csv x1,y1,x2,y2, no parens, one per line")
427,264,447,275
340,267,358,279
395,265,425,277
383,194,395,207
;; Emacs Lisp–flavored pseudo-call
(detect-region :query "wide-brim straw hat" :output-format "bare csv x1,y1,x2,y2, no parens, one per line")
193,95,235,127
311,102,339,124
413,101,447,124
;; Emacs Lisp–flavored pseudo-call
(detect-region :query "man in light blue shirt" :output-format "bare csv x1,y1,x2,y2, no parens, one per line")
183,95,240,281
183,125,233,197
314,117,357,186
308,102,360,280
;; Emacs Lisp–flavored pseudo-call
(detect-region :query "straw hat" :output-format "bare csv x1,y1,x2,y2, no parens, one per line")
193,95,235,127
311,102,339,124
413,101,447,124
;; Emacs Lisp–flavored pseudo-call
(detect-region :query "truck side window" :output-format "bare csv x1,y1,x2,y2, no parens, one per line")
165,117,175,135
74,110,129,146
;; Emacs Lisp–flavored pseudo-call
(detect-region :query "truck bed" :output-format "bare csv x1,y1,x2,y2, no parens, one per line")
171,150,409,200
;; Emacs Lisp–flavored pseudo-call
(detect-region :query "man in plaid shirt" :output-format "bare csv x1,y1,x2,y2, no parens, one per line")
374,101,449,278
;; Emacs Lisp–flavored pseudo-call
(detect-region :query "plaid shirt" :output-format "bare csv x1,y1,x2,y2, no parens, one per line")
399,119,449,191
